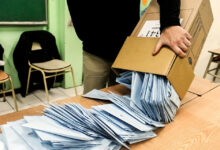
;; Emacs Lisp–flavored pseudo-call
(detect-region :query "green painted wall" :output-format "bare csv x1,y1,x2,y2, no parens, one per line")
63,1,83,88
0,0,83,90
140,0,152,16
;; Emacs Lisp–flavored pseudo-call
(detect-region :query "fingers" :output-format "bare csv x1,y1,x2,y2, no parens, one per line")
179,37,191,52
152,26,192,57
179,42,188,52
153,40,163,56
153,37,189,57
171,40,189,57
169,31,191,57
172,45,186,58
185,31,192,40
184,37,191,47
178,36,191,53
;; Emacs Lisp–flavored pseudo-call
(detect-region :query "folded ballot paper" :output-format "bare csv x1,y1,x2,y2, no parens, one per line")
85,71,181,123
1,114,122,150
0,71,181,150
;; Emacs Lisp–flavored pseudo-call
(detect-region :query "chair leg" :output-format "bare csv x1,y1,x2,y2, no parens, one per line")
26,67,32,95
213,63,220,81
53,73,57,87
70,67,78,96
2,83,6,102
9,77,18,112
203,53,214,78
40,71,50,103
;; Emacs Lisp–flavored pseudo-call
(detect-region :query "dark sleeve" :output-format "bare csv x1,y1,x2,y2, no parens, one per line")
157,0,181,32
66,0,84,41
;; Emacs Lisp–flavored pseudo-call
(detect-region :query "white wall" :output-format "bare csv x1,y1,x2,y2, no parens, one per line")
194,0,220,82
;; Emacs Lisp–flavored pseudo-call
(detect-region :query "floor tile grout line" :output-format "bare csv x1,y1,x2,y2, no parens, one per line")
16,92,44,105
8,93,43,111
0,101,14,115
6,100,15,111
55,88,76,97
49,88,71,98
56,87,73,97
32,91,47,104
32,89,70,104
14,95,23,104
0,86,84,115
15,94,29,104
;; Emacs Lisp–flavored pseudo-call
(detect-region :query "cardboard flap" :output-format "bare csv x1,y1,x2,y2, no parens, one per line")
112,37,176,75
132,9,193,37
188,76,220,96
198,0,213,33
167,57,195,99
181,92,198,105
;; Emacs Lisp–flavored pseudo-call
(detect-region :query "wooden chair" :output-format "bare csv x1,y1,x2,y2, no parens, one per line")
26,42,78,103
0,70,18,111
203,49,220,81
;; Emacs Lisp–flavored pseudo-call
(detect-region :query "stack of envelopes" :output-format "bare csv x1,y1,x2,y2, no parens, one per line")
130,72,181,123
86,71,181,123
1,115,122,150
0,101,162,150
0,71,180,150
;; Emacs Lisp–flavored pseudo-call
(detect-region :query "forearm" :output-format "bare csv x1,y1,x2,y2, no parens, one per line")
157,0,181,32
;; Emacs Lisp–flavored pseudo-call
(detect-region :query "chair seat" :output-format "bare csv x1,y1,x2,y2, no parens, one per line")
32,59,71,71
0,70,9,81
208,48,220,55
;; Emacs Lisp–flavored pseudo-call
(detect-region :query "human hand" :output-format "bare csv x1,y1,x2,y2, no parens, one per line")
153,26,192,58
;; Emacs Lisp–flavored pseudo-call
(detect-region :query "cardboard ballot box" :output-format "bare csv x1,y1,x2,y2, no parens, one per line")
112,0,213,99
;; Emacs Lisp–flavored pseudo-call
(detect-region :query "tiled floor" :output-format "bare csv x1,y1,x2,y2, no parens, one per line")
0,86,83,115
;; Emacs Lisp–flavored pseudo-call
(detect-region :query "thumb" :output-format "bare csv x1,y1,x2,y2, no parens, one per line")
153,41,162,56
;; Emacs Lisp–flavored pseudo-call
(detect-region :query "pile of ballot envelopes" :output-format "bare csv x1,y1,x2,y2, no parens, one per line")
0,71,181,150
116,71,181,123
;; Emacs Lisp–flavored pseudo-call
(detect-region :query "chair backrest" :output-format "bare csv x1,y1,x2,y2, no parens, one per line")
0,44,3,60
31,42,42,51
29,41,53,63
0,44,5,70
14,30,61,63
